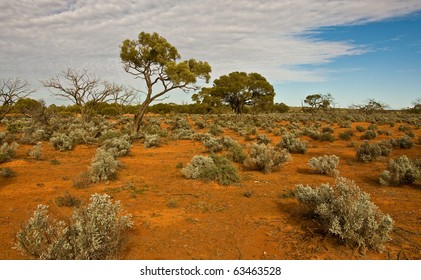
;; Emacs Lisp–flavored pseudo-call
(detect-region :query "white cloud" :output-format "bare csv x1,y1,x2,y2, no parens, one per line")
1,0,421,103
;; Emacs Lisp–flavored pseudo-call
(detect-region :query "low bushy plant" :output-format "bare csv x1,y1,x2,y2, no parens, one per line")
182,154,240,185
256,134,271,144
277,134,307,154
356,141,382,162
360,130,377,140
50,133,73,151
89,149,119,182
244,143,291,173
144,134,160,148
101,135,131,157
308,155,340,176
203,137,223,153
390,136,413,149
339,129,354,140
295,177,393,252
379,155,420,186
320,132,335,142
0,141,19,163
15,193,133,259
29,142,43,160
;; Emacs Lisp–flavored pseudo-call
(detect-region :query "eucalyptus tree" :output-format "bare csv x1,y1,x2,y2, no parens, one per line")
193,72,275,114
120,32,211,133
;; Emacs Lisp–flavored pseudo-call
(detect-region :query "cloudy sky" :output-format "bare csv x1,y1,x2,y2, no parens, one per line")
1,0,421,108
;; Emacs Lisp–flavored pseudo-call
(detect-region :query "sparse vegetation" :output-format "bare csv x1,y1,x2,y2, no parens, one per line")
379,155,420,186
244,143,290,173
308,155,340,176
15,193,133,259
182,154,240,185
295,177,394,252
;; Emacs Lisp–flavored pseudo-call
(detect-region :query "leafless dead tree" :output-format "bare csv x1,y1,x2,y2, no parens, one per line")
0,78,35,120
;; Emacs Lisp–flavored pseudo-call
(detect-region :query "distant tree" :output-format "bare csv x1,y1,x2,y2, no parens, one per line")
42,69,122,123
1,78,34,120
302,93,334,112
120,32,211,133
350,99,389,114
13,98,42,116
407,98,421,114
194,72,275,114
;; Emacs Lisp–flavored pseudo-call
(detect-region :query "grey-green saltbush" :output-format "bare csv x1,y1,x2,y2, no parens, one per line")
308,155,339,177
245,143,291,173
379,155,420,186
101,136,131,157
50,133,73,151
356,141,383,162
0,142,19,163
29,142,43,160
277,134,307,154
256,134,271,144
89,149,119,182
295,177,393,252
15,193,133,260
182,154,240,185
144,134,160,148
203,137,223,153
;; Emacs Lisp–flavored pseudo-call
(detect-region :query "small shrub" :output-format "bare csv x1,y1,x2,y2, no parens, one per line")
320,132,335,142
73,172,92,189
0,142,19,163
208,124,224,136
50,133,73,151
321,126,334,133
182,154,240,185
144,134,160,148
308,155,340,177
356,141,382,162
256,134,271,144
356,126,366,132
339,129,354,140
203,137,223,153
101,136,131,157
55,192,81,207
15,193,133,259
29,142,43,160
244,143,291,173
167,198,179,208
277,134,307,154
379,156,420,186
227,143,247,163
338,121,352,128
50,159,60,165
390,136,413,149
0,167,16,178
360,130,377,140
295,177,393,252
89,149,119,182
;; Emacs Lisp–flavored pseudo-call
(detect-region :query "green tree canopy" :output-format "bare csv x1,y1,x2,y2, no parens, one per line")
193,72,275,114
302,93,334,112
120,32,211,133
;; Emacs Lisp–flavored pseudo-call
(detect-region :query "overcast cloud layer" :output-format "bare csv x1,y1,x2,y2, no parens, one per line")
1,0,421,104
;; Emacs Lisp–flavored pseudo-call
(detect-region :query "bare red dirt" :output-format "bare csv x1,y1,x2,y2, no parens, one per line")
1,120,420,260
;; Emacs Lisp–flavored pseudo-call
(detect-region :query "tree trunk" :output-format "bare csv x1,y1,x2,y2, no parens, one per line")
131,100,150,135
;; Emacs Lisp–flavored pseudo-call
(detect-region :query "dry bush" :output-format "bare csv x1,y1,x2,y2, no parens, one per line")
15,193,133,259
89,148,120,182
277,134,307,154
308,155,340,176
182,154,240,185
295,177,393,252
379,155,420,186
244,143,291,173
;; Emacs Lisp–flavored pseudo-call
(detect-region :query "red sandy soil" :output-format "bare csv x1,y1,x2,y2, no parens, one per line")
0,121,420,260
